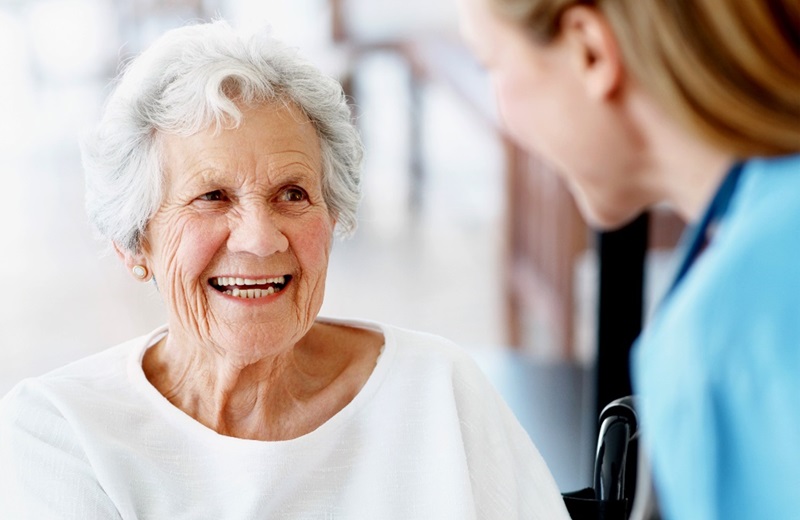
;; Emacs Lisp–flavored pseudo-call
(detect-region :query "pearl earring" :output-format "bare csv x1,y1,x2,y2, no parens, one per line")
132,265,149,280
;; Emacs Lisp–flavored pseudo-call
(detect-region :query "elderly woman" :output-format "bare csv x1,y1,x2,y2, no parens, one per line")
457,0,800,519
0,21,570,519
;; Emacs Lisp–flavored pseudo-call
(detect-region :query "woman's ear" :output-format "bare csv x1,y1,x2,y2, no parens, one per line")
113,242,151,281
560,6,624,100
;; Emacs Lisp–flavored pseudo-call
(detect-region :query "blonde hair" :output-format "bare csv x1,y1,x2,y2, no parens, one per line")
490,0,800,157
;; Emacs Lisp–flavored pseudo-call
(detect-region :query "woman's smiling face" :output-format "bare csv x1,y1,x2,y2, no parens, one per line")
140,101,335,362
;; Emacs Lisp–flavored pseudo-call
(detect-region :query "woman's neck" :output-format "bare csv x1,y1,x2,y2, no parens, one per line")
627,89,736,222
656,140,736,223
142,321,383,441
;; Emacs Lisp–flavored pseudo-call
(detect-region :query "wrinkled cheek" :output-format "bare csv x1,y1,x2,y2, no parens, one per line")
158,252,197,335
152,220,222,337
293,221,333,323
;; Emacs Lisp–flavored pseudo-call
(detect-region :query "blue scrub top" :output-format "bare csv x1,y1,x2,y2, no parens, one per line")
632,154,800,520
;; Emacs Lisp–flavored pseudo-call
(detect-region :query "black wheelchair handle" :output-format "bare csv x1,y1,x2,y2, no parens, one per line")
594,397,639,502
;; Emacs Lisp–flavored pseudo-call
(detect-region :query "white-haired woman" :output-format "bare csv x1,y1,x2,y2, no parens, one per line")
0,21,570,519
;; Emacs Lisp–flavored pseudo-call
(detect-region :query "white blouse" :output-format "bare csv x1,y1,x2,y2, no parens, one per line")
0,318,570,519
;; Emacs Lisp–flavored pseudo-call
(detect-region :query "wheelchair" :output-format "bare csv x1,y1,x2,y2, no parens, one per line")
562,396,661,520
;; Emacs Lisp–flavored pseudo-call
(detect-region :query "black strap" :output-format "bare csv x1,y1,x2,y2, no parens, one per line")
666,161,745,298
563,488,629,520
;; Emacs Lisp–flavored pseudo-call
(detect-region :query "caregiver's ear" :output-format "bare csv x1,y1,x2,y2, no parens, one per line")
559,5,624,100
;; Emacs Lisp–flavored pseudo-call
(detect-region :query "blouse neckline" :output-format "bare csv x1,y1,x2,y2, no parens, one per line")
127,317,394,448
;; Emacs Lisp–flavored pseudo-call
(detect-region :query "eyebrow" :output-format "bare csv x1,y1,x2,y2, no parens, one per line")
178,163,321,191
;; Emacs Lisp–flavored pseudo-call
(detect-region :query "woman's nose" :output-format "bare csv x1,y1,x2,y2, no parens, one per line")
227,204,289,257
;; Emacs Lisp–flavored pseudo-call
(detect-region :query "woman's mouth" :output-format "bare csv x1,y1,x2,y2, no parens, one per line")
209,275,291,299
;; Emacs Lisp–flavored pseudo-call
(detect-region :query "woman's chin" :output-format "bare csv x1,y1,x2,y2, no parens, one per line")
573,189,647,232
586,210,646,232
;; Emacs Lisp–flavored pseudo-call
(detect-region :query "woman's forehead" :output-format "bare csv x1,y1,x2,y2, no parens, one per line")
162,155,323,197
179,161,320,187
169,102,317,148
160,104,323,189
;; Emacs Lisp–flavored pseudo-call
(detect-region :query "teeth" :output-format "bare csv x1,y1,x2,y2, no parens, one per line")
223,286,279,299
214,276,286,287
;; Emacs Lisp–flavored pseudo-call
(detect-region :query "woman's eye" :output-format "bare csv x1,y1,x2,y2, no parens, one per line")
198,190,227,202
279,187,308,202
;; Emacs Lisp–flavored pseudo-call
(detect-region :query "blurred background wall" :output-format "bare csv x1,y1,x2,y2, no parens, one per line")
0,0,514,392
0,0,686,491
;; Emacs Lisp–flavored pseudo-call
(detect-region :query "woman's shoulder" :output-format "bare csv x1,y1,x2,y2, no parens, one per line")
1,326,166,420
680,155,800,305
637,155,800,368
317,317,491,400
732,154,800,238
320,317,479,370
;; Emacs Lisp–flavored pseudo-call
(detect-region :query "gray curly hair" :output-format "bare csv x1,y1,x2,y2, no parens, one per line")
82,20,363,253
